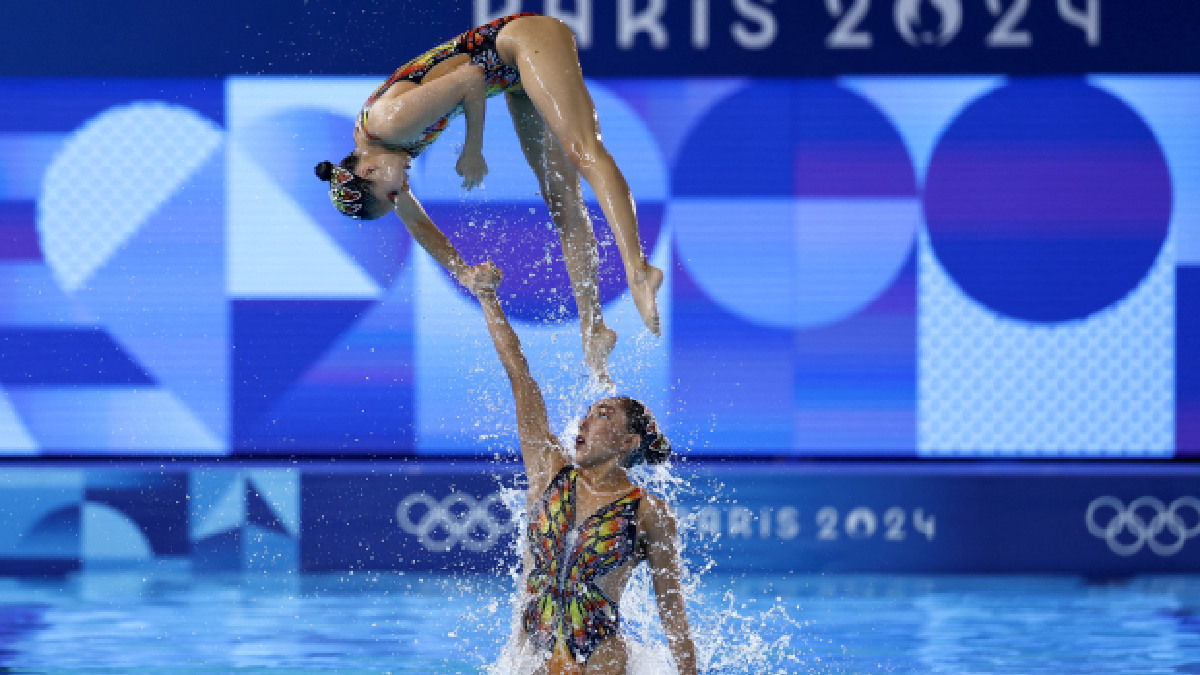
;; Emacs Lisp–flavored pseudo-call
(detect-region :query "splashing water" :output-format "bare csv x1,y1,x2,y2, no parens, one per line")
625,463,811,674
481,464,810,674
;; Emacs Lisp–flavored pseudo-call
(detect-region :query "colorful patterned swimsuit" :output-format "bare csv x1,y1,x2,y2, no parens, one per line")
357,13,535,156
524,466,645,665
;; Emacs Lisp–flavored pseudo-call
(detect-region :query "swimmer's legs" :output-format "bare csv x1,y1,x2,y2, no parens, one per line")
507,91,616,387
499,17,663,337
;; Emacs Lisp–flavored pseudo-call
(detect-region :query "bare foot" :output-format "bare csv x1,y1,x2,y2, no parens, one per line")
583,325,617,389
629,263,664,337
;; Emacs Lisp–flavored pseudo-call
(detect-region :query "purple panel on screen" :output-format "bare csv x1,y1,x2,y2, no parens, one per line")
1179,267,1200,455
0,202,40,260
927,150,1170,236
422,203,662,324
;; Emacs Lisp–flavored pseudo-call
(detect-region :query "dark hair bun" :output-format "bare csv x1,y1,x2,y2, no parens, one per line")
314,161,335,182
615,396,672,467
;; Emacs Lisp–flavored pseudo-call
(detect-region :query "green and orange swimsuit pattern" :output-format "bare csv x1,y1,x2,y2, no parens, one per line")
524,466,645,665
357,13,534,156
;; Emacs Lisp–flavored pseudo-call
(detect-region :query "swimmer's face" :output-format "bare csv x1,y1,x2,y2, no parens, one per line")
574,398,639,467
354,148,411,219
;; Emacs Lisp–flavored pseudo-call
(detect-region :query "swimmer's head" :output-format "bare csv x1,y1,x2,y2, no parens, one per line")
615,396,671,468
315,149,409,220
315,155,379,219
573,397,671,468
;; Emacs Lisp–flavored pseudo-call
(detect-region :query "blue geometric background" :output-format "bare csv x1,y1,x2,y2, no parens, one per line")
4,462,1200,574
0,466,297,574
1,75,1198,457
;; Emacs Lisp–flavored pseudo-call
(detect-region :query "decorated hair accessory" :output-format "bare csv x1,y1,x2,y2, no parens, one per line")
329,165,365,218
644,419,671,457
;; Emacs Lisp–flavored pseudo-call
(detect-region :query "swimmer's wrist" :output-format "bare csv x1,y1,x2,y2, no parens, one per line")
450,258,475,286
477,292,502,311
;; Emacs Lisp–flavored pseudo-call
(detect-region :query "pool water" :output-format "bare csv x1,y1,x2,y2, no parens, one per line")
2,570,1199,674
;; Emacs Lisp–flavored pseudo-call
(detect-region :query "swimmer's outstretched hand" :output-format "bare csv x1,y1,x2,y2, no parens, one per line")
464,260,502,297
456,150,488,191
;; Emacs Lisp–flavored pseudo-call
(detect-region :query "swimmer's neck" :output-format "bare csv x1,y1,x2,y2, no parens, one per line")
573,461,631,496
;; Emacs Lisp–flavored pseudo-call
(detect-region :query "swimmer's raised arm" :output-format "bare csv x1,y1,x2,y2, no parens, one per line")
474,264,564,485
392,189,493,293
644,495,699,675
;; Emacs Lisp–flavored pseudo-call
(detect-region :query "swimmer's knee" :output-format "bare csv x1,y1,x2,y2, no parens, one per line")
561,137,611,172
535,15,575,42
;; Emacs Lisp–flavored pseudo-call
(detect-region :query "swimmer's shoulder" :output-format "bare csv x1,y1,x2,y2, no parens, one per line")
636,491,679,534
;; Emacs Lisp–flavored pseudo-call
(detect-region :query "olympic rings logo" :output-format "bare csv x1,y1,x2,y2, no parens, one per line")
1085,496,1200,557
395,492,515,553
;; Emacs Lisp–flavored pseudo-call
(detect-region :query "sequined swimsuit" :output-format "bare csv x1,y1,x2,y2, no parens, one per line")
524,466,645,665
357,13,534,156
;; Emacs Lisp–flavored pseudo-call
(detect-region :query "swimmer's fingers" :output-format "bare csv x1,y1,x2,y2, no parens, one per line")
456,152,488,191
477,260,503,292
482,259,503,285
460,173,485,190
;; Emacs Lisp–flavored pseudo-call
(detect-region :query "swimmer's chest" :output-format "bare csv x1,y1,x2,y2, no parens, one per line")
562,488,648,567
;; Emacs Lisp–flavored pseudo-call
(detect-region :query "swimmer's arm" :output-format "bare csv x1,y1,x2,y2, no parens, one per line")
456,69,487,190
393,189,479,290
645,499,699,675
476,285,563,483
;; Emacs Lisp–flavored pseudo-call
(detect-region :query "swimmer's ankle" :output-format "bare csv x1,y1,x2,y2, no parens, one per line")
583,325,617,385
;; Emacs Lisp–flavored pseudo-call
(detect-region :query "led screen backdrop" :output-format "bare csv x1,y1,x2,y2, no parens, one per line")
0,75,1197,457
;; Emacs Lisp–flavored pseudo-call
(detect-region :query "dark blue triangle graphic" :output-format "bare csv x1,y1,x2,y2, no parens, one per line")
0,329,155,385
245,480,289,537
232,299,373,440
